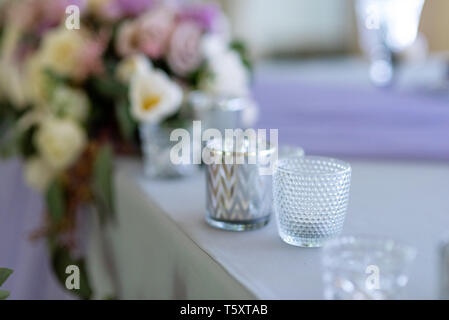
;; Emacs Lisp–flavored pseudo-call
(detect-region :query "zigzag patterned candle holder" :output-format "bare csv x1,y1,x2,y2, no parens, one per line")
204,139,275,231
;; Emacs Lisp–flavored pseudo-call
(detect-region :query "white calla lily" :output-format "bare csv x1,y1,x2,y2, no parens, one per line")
129,68,183,124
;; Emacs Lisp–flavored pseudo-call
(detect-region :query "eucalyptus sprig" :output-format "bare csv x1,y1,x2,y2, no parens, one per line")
0,268,13,300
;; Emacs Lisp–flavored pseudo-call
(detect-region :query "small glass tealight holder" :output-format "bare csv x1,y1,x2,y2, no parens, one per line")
273,156,351,247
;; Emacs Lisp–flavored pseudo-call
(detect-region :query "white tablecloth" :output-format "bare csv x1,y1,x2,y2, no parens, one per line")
109,158,449,299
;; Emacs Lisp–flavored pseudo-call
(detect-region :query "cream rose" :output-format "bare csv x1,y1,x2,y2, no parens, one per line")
35,117,87,170
24,157,56,193
129,68,182,123
39,27,86,78
51,86,90,122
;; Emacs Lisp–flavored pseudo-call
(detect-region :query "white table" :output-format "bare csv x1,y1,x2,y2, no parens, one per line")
108,158,449,299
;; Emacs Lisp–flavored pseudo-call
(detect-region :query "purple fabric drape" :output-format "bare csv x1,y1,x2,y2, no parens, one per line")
0,160,73,300
253,79,449,161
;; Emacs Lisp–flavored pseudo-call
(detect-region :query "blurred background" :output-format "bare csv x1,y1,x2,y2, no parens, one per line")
221,0,449,58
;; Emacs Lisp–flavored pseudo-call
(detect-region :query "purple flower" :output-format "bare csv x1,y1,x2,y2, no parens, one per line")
178,3,220,31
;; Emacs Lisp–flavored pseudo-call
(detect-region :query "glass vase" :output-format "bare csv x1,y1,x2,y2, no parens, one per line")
139,123,199,179
189,91,259,133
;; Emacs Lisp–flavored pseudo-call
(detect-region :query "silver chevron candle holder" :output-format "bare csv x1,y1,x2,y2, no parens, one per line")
204,138,276,231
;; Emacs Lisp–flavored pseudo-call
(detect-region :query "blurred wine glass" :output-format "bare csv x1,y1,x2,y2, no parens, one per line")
356,0,426,87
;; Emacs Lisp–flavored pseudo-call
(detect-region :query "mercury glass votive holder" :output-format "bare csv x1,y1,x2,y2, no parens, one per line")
205,138,276,231
322,236,417,300
273,156,352,247
140,123,199,179
189,91,257,133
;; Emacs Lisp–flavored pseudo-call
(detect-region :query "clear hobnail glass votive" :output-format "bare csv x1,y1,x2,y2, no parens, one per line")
322,236,417,300
273,156,352,247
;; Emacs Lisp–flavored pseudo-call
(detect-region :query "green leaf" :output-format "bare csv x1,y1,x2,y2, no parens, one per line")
0,268,12,300
46,180,66,224
49,242,93,300
230,40,253,72
0,268,13,286
91,76,126,99
18,125,38,158
92,144,115,224
0,290,10,300
115,99,136,142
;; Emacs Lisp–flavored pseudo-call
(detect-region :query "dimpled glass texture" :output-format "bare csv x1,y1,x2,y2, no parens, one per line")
273,156,352,247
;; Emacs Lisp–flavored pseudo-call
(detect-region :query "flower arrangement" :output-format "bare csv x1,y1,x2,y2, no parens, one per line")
0,0,252,299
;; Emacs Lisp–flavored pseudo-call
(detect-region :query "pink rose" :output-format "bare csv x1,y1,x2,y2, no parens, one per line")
75,31,109,81
137,7,175,59
167,21,203,76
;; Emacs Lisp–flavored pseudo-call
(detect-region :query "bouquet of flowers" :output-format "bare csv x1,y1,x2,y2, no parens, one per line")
0,0,252,299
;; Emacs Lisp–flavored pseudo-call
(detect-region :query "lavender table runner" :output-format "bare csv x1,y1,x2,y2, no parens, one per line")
254,74,449,161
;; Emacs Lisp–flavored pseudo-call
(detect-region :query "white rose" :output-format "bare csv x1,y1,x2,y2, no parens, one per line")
35,117,87,170
116,54,152,84
201,50,250,97
51,86,90,122
129,68,183,124
201,34,228,61
39,27,85,77
24,157,56,193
